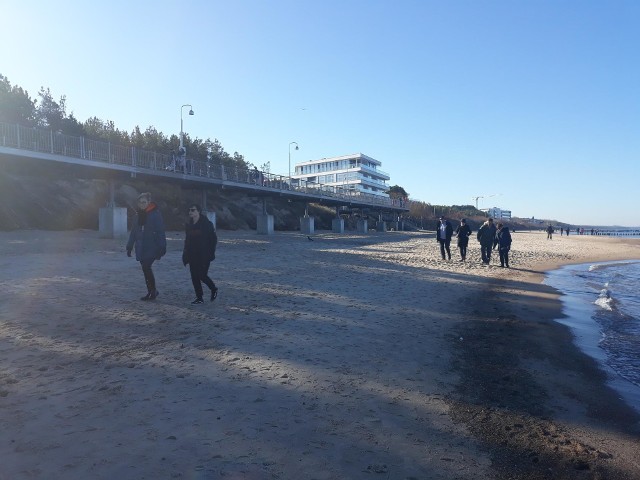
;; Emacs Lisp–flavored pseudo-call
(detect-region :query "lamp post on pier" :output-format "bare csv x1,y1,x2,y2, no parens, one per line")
180,104,194,153
288,141,299,185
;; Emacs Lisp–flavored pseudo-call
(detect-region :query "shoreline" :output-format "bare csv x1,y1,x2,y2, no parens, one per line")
544,260,640,414
1,229,639,479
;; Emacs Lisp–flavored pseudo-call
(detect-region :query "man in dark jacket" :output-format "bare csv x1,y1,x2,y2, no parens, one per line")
182,204,218,304
494,223,512,268
477,218,497,264
126,192,167,300
436,216,454,260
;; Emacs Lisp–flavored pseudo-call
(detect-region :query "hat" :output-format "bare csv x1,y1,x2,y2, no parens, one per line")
461,218,466,223
439,216,445,220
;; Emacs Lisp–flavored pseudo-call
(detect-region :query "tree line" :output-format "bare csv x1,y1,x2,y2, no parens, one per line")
0,73,254,171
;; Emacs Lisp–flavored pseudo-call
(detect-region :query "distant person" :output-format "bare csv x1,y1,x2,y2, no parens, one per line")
546,224,554,239
182,204,218,305
565,227,570,236
477,218,497,264
455,218,472,261
126,193,167,300
494,223,512,268
560,227,564,236
436,215,453,260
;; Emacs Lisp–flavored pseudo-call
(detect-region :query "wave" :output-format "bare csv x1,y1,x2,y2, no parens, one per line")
595,287,614,311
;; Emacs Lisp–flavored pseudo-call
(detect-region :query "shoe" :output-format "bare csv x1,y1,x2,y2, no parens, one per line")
191,298,204,305
141,289,159,301
211,287,218,302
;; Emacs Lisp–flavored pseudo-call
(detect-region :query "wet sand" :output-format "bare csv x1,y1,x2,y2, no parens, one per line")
0,229,639,479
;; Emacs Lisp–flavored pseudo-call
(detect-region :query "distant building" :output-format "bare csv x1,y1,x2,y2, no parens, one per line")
292,153,390,197
482,207,512,220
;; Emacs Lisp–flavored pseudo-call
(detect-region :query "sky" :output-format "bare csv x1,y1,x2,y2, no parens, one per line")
1,0,639,226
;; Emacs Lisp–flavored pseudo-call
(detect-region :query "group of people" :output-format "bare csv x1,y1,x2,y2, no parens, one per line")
126,192,218,304
436,216,512,267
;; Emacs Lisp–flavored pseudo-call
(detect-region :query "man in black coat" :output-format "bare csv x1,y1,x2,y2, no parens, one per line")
477,218,497,264
436,216,453,260
182,204,218,304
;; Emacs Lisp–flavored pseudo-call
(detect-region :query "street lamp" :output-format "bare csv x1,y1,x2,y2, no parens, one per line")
288,141,299,183
180,104,194,152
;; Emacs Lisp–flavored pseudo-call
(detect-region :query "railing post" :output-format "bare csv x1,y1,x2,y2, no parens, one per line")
131,146,136,166
81,137,85,159
108,142,112,163
17,125,20,148
50,130,54,154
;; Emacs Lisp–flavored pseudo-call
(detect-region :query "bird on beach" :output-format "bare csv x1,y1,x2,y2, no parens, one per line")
307,236,314,241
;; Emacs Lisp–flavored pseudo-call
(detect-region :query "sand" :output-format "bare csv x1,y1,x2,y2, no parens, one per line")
0,229,639,479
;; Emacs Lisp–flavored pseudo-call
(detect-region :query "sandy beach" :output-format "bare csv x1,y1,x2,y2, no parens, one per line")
1,228,639,480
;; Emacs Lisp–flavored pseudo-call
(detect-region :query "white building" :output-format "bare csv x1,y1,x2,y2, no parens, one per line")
292,153,390,197
482,207,512,220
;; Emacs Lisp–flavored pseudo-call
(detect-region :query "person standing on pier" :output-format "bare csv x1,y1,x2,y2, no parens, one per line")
126,192,167,300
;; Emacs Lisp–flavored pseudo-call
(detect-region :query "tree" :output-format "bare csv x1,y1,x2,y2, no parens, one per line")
4,75,253,173
386,185,409,199
259,161,271,173
36,87,67,130
0,74,36,125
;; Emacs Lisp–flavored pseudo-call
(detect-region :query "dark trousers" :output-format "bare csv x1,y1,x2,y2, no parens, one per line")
438,239,451,259
458,244,467,260
189,261,216,299
499,248,510,267
480,244,492,263
140,259,156,293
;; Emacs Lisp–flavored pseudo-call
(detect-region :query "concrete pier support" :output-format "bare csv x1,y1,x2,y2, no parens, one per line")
376,221,387,232
99,207,128,238
206,211,217,229
300,216,315,235
331,218,344,233
257,198,274,235
357,219,368,233
257,214,274,235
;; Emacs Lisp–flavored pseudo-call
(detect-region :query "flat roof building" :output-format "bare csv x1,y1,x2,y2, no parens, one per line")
482,207,512,220
293,153,390,197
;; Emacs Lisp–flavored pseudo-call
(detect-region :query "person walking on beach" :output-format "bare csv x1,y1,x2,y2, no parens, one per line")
126,193,167,300
436,216,453,260
455,218,472,261
546,224,554,239
477,218,497,264
494,222,512,268
182,204,218,305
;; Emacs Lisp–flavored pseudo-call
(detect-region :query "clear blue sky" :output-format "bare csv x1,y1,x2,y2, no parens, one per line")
2,0,639,226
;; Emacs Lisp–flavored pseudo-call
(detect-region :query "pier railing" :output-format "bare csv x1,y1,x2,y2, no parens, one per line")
0,122,407,210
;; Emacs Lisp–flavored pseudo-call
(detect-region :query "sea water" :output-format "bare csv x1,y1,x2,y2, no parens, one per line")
544,261,640,412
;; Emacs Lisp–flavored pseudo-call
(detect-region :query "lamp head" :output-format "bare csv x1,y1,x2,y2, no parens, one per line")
295,145,299,150
189,109,194,116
